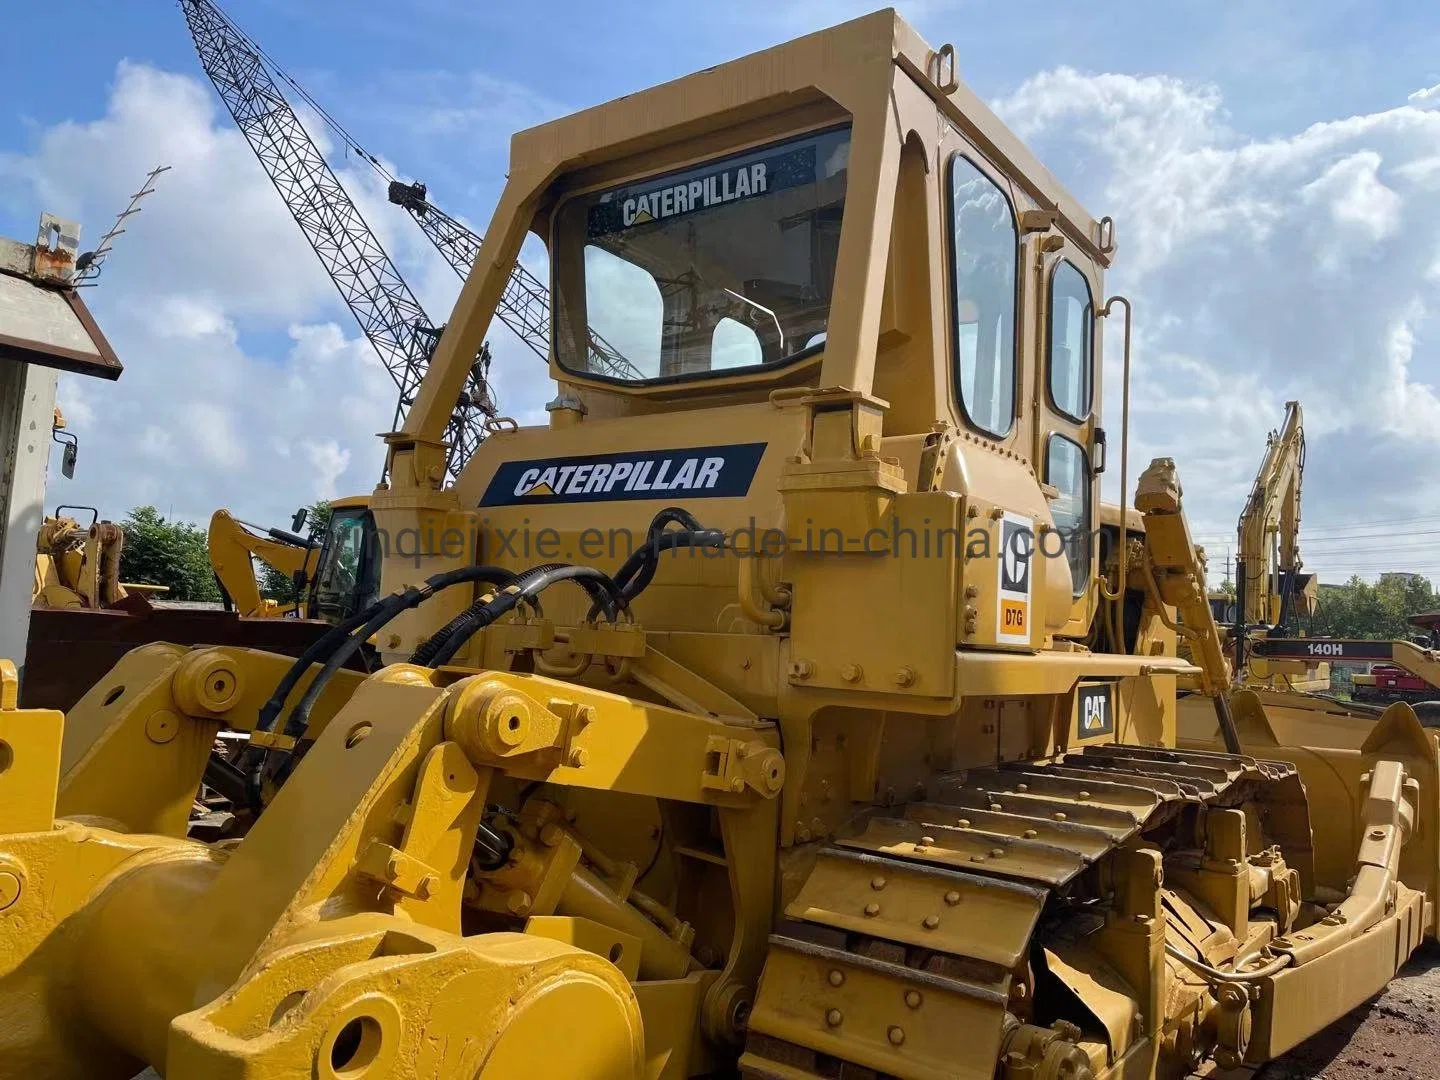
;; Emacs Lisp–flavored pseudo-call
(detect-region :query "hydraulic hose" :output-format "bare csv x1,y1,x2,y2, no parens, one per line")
257,592,416,734
582,507,725,621
416,564,626,668
257,565,521,737
406,508,721,673
473,818,516,871
615,508,708,593
409,588,508,668
282,597,417,738
409,561,623,667
620,528,727,599
1164,941,1293,983
282,565,532,738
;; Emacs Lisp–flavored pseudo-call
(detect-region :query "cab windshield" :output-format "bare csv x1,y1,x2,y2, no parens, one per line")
552,126,851,383
311,508,380,624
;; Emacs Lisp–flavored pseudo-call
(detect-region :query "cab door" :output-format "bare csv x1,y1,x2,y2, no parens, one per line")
1035,250,1102,637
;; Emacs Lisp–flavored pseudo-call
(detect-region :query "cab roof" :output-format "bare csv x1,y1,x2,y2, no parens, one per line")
509,8,1106,263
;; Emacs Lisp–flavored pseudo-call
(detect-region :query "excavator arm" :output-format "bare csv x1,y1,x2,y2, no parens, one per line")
207,509,317,618
1238,400,1306,628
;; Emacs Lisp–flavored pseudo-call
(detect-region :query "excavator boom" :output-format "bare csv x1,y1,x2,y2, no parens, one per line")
1237,399,1308,630
206,509,316,618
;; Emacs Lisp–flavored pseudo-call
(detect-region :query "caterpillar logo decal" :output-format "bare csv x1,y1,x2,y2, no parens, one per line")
996,512,1033,645
480,443,767,506
586,142,820,237
1076,682,1115,738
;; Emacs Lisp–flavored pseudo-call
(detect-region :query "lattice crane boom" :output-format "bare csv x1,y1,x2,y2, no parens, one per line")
179,0,491,474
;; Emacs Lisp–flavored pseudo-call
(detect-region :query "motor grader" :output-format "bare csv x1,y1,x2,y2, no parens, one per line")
2,10,1436,1080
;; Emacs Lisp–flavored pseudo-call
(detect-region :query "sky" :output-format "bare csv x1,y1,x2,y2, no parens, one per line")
3,1,1440,584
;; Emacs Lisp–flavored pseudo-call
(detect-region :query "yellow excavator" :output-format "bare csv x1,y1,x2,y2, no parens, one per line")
3,13,1437,1080
206,508,316,618
1178,402,1440,745
1229,401,1326,691
1183,402,1324,692
207,497,382,622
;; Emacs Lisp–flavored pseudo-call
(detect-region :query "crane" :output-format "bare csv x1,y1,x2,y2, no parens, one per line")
179,0,494,475
180,1,642,479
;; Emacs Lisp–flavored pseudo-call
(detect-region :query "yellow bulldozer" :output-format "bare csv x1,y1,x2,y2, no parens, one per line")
2,12,1436,1080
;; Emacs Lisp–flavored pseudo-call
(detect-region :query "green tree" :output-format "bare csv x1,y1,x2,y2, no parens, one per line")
257,501,332,603
118,506,223,603
1309,574,1440,640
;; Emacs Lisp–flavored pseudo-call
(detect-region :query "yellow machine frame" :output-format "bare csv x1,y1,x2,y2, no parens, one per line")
31,513,129,610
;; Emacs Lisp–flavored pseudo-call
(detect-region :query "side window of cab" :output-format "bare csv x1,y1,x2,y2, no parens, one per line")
1044,260,1097,597
948,155,1018,438
1048,260,1093,421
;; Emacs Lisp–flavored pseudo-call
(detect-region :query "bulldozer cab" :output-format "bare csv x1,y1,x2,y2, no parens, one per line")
380,8,1117,670
550,126,847,380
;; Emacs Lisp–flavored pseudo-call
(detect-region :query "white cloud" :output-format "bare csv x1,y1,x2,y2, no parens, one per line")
1,63,332,319
184,402,246,470
995,68,1440,580
55,381,95,430
138,425,173,459
1300,150,1401,268
5,61,556,532
148,294,235,341
303,439,352,500
1409,82,1440,109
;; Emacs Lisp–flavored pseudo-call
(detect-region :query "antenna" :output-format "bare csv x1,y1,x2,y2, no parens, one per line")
74,165,172,287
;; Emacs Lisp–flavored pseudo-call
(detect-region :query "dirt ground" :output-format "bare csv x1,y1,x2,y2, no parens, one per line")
1249,943,1440,1080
